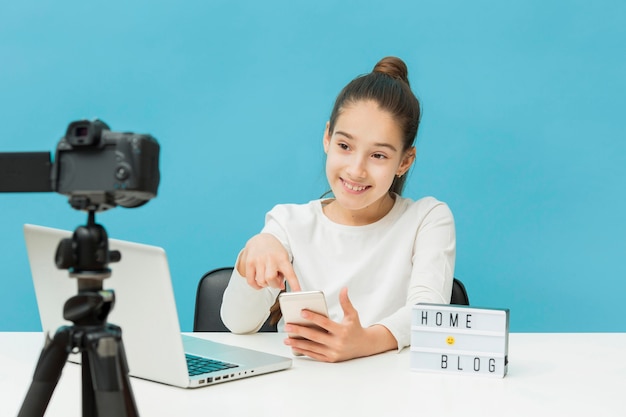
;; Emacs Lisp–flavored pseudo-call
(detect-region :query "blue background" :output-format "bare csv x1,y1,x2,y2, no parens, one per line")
1,1,624,333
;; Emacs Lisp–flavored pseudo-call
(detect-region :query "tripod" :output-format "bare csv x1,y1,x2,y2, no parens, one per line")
18,211,139,417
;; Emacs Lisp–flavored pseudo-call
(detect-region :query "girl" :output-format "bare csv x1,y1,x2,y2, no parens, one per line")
221,56,455,362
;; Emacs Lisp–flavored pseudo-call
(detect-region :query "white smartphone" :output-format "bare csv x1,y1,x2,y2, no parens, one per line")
278,291,329,355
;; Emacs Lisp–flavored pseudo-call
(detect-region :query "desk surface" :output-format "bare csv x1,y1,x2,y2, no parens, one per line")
2,332,625,417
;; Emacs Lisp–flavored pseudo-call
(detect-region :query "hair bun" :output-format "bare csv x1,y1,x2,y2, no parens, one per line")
373,56,410,86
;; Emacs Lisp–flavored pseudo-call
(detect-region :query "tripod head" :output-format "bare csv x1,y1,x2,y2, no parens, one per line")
56,210,120,282
55,208,121,326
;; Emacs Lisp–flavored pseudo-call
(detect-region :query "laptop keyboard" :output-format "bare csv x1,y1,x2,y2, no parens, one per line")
185,353,239,376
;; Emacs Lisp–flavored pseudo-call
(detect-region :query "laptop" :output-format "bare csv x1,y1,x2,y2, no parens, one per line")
23,224,292,388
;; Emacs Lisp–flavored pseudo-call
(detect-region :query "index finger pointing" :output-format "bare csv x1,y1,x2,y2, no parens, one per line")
280,261,301,292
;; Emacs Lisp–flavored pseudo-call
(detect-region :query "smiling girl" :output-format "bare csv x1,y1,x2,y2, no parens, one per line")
221,56,456,362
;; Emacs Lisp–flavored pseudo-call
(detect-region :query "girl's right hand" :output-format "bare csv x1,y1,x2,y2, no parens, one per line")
236,233,301,292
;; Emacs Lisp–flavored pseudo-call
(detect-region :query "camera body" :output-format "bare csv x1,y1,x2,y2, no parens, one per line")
51,120,160,211
0,119,160,211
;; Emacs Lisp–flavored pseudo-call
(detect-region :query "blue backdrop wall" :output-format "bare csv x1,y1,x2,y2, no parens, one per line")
1,1,624,333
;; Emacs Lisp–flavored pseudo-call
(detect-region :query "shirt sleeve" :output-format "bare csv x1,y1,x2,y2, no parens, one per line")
220,206,292,334
376,201,456,351
220,252,282,334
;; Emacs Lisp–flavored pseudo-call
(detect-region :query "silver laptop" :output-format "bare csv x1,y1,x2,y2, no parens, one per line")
24,224,291,389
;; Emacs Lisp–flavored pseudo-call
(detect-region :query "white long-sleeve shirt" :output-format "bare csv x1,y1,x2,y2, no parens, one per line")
221,195,456,350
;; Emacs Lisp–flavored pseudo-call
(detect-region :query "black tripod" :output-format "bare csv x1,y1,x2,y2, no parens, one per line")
18,211,139,417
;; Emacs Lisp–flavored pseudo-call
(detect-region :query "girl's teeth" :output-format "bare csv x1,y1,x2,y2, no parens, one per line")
344,181,366,191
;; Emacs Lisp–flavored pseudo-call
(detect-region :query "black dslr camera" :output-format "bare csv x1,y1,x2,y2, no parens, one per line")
53,119,160,210
0,119,160,211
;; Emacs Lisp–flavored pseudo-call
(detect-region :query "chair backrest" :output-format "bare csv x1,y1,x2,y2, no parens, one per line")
451,278,470,306
193,267,469,331
193,267,277,332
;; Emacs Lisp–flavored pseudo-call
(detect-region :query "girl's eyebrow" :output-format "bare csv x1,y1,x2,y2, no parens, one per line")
335,130,398,152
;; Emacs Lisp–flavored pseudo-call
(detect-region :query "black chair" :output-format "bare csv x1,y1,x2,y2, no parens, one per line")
193,267,469,332
451,278,470,306
193,267,278,332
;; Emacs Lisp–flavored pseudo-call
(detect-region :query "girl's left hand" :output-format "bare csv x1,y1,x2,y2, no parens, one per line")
283,288,396,362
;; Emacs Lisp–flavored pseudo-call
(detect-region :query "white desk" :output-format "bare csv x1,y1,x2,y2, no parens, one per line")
2,332,625,416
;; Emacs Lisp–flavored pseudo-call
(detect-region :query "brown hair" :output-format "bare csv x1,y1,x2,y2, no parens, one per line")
328,56,421,195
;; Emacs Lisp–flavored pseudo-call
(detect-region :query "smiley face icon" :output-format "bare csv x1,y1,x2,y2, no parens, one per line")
446,336,455,345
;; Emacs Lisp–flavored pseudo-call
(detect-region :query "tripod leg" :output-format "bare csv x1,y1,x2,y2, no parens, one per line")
116,338,140,417
84,325,139,417
18,329,72,417
81,350,97,417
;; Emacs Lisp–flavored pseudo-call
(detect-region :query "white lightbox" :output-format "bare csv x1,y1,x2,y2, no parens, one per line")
410,303,509,378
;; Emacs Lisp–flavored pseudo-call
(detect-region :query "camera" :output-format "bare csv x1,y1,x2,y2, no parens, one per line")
0,119,160,211
53,119,160,210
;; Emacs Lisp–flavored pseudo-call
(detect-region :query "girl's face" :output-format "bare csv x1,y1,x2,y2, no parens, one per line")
323,100,415,225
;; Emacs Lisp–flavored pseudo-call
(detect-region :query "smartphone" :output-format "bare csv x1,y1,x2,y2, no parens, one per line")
278,291,329,355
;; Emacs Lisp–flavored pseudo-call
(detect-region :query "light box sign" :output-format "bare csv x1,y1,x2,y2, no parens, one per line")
410,303,509,378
